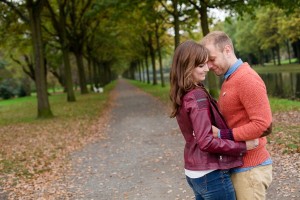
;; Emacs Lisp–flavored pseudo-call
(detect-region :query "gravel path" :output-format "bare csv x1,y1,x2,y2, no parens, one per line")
65,79,300,200
67,79,193,199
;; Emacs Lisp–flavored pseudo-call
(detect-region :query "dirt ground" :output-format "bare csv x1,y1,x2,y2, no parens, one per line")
65,79,299,200
1,79,298,199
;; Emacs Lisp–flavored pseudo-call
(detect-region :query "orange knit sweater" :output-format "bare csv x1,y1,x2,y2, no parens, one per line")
218,63,272,168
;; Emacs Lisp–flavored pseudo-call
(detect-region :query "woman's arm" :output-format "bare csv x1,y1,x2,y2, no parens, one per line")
187,90,247,156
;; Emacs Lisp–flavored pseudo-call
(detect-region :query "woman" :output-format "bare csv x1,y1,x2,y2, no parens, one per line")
169,40,257,200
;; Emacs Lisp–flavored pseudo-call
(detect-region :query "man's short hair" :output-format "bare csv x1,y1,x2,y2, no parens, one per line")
200,31,234,51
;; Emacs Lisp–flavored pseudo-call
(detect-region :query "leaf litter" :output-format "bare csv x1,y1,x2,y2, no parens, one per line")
0,96,299,199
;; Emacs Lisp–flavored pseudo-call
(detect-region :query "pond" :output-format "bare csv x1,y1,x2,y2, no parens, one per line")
147,71,300,100
259,72,300,99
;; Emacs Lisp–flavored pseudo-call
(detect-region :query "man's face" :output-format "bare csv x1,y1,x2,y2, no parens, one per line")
205,43,230,76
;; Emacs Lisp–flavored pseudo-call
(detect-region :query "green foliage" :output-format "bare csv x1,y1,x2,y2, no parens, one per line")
18,85,28,97
255,6,284,50
279,8,300,42
0,79,18,99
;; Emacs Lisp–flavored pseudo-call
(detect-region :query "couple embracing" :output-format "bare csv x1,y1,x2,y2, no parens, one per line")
170,31,272,200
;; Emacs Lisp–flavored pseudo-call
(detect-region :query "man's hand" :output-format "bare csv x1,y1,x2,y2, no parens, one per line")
212,125,219,138
246,139,259,150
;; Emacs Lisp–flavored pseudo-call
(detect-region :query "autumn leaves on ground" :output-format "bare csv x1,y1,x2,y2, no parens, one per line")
0,82,115,199
0,80,300,199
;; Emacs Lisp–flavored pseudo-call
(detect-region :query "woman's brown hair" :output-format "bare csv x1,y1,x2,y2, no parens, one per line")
169,40,208,118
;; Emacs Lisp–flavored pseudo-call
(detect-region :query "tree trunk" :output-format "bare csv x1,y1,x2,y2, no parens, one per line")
27,1,53,118
138,60,142,81
92,60,99,88
247,54,253,65
87,57,92,91
276,44,281,65
272,48,276,65
99,62,105,87
259,48,265,66
130,62,135,80
173,0,180,48
74,51,88,94
62,49,76,100
199,1,218,98
148,32,157,85
296,73,300,98
155,23,165,87
141,60,145,82
59,3,76,101
286,40,291,64
296,40,300,64
199,0,209,36
145,52,150,84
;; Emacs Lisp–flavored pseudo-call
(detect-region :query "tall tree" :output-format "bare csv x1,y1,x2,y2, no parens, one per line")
0,0,53,118
255,6,284,65
45,0,76,102
279,8,300,64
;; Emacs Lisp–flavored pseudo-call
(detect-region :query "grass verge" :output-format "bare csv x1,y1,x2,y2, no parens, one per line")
0,81,116,197
253,63,300,73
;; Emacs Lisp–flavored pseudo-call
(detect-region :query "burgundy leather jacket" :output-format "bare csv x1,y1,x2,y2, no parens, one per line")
176,87,247,170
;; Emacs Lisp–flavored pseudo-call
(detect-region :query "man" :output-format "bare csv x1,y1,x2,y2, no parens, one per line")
200,31,273,200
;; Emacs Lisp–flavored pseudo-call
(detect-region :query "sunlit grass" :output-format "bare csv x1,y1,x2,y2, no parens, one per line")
129,80,170,104
253,63,300,73
0,83,116,125
269,97,300,113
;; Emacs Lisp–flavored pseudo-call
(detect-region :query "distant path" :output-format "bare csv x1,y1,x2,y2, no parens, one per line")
67,79,193,199
66,79,300,200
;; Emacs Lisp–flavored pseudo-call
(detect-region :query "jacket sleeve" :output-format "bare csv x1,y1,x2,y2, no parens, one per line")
186,90,247,156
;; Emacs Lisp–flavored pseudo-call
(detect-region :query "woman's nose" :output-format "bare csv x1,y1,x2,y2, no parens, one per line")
204,63,209,71
207,61,213,69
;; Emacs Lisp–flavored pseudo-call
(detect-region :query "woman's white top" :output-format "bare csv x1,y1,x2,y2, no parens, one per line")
185,169,216,178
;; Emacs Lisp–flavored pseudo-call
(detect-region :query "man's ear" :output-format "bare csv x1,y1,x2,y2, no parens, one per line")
223,44,232,56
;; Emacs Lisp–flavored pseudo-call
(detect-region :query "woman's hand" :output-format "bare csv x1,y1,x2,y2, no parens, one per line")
211,125,219,138
245,139,259,150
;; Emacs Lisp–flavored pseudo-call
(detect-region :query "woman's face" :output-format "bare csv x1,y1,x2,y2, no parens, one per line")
192,61,209,83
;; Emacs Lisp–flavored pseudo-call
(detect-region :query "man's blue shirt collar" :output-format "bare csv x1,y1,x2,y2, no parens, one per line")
224,59,243,79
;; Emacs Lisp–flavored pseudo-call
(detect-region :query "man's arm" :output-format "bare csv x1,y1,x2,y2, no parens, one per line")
232,73,272,141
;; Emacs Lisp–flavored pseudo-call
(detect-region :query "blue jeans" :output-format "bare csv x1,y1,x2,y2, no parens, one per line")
186,170,236,200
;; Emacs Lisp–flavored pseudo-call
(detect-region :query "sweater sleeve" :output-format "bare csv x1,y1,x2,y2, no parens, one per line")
232,73,272,141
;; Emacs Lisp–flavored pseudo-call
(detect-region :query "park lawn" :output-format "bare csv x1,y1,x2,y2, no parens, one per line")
253,63,300,73
130,80,300,154
0,81,116,193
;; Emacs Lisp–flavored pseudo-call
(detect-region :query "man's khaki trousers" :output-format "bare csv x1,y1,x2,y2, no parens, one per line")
231,165,272,200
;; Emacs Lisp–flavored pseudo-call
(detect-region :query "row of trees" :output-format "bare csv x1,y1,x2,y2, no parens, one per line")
121,0,300,98
0,0,120,117
224,6,300,66
0,0,299,118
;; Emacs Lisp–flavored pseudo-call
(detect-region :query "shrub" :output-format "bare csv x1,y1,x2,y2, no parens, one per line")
0,78,17,99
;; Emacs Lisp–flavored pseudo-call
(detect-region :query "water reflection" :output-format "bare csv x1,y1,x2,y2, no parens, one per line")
160,71,300,100
259,72,300,99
